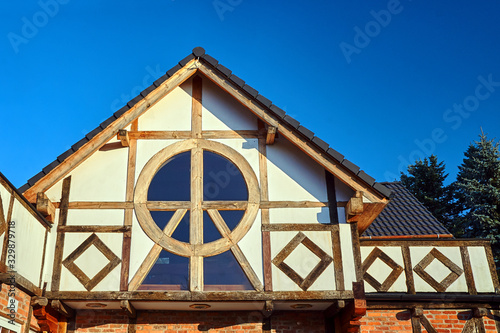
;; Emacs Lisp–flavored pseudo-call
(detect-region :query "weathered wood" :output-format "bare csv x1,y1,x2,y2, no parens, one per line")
146,201,190,210
420,314,438,333
24,305,33,333
128,244,162,291
361,239,491,247
39,228,48,289
460,246,477,295
54,201,135,209
33,306,59,333
413,248,463,293
401,245,415,294
331,224,345,291
346,191,364,222
190,144,203,291
118,129,130,147
36,192,56,223
357,202,388,234
262,300,273,318
262,224,335,232
58,225,131,233
46,290,354,301
0,272,43,296
262,231,272,292
350,222,363,282
202,201,248,210
192,75,202,138
1,193,15,264
325,171,339,224
266,126,276,145
260,201,328,208
51,176,71,291
368,301,494,309
128,130,261,140
120,300,137,318
51,300,75,318
362,247,403,292
23,58,197,202
484,244,500,291
99,141,126,151
231,244,264,291
31,296,49,307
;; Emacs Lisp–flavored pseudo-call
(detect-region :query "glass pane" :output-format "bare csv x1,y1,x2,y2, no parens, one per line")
204,251,253,291
203,151,248,201
203,211,222,243
170,210,190,243
148,151,190,201
219,210,244,231
139,251,189,290
150,211,175,231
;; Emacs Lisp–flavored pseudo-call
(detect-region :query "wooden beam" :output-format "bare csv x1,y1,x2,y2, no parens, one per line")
346,191,364,222
23,58,198,202
262,224,335,232
118,129,130,147
57,225,131,233
190,145,203,291
262,300,273,318
51,300,75,318
31,296,49,307
0,272,43,296
36,192,56,223
266,126,276,145
127,130,262,140
120,300,137,318
191,75,203,138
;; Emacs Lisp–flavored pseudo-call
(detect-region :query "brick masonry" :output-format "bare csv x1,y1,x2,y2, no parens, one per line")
0,283,39,332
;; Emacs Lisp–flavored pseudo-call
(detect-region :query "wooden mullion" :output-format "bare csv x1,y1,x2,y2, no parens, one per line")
190,145,203,291
1,193,14,264
51,176,71,291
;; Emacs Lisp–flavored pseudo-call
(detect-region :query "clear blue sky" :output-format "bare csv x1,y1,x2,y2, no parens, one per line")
1,0,500,188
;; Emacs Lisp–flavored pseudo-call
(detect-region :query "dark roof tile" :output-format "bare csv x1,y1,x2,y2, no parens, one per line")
28,171,45,186
342,159,360,174
298,126,314,139
270,105,286,118
312,137,329,151
283,115,300,129
72,137,88,151
127,95,143,108
202,54,218,67
86,127,101,140
167,64,182,77
363,182,451,237
42,160,59,174
357,170,375,186
229,74,245,87
140,85,156,97
242,84,258,98
153,74,169,87
256,95,272,108
192,46,205,57
18,183,30,193
327,148,344,163
114,105,130,118
100,115,117,129
179,54,195,67
57,148,75,162
216,64,232,77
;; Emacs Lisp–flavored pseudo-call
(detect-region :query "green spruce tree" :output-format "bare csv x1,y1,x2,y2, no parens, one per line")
453,133,500,257
400,155,455,231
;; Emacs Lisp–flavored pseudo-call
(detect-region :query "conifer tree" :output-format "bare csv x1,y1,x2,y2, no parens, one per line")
453,133,500,255
400,155,455,230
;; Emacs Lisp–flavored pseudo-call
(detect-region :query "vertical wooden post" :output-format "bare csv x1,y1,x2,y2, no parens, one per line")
402,245,415,294
325,171,344,291
258,120,272,291
190,145,203,291
51,176,71,291
350,222,363,282
192,75,203,138
121,120,138,291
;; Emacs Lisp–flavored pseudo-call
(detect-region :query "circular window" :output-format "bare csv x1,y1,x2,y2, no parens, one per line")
134,139,260,257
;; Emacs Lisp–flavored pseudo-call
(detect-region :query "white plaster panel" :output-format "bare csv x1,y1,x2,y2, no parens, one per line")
410,246,467,293
361,246,406,293
211,139,260,183
66,148,128,202
202,78,258,131
45,178,63,202
129,213,156,282
45,210,60,290
267,139,327,201
135,139,181,185
468,246,495,293
60,233,122,291
339,224,355,290
10,199,46,286
270,231,335,291
66,210,124,226
269,207,330,224
238,210,263,284
0,183,11,217
335,177,355,202
138,80,192,131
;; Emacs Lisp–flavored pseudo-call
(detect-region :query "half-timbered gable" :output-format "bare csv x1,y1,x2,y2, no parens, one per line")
1,47,499,333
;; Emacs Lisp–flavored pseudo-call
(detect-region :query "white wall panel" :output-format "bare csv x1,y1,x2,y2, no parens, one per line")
238,210,263,284
269,207,330,224
67,210,124,226
339,224,355,290
468,246,495,293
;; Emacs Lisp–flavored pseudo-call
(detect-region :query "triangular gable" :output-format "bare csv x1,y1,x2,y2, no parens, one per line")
20,47,392,231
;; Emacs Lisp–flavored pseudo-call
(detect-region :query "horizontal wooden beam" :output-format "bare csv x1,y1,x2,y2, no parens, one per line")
262,224,335,232
260,201,329,208
0,272,42,296
45,290,354,301
57,225,132,233
360,239,491,247
127,130,262,140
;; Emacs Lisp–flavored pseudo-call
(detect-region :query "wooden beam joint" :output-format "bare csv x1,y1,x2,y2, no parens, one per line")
121,300,137,318
51,300,75,318
118,129,130,147
36,192,55,223
346,191,364,222
262,300,274,318
266,126,277,145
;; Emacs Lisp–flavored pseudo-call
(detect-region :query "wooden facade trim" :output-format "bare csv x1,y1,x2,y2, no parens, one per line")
51,176,71,291
0,193,14,264
118,129,130,147
36,192,56,223
460,246,478,295
0,272,43,296
127,130,263,140
265,126,276,145
45,290,354,301
23,59,198,202
58,225,131,233
360,239,492,247
51,300,75,318
262,224,335,232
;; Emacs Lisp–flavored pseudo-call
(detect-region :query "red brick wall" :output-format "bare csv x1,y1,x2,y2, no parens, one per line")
72,310,325,333
0,283,39,332
360,309,499,333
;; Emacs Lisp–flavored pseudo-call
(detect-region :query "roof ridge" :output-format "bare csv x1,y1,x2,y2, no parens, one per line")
19,47,392,199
